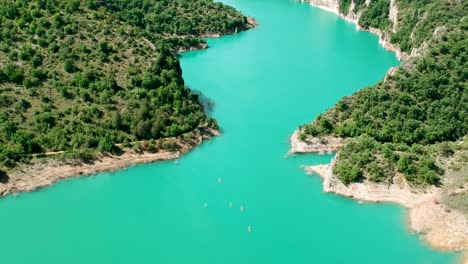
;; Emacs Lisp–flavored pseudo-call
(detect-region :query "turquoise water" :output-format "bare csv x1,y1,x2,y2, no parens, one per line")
0,0,458,263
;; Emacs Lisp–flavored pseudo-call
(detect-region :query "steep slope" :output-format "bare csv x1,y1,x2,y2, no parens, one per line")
293,0,467,251
0,0,255,172
297,0,466,190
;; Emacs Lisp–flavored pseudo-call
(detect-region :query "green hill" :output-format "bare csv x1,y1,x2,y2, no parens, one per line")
299,0,467,186
0,0,252,170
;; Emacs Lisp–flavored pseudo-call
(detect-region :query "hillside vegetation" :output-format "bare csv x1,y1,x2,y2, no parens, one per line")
0,0,251,170
300,0,467,186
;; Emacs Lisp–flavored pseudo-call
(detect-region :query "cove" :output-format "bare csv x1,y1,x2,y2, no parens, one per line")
0,0,459,263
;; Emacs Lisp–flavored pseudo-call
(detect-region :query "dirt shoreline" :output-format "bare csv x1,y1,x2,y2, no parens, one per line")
0,128,219,198
290,130,344,154
293,0,467,257
290,130,468,254
0,16,259,199
177,17,259,52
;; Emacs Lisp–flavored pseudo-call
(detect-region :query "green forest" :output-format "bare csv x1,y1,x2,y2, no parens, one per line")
300,0,467,186
0,0,251,170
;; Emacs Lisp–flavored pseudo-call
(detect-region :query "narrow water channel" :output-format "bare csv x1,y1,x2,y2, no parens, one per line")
0,0,457,263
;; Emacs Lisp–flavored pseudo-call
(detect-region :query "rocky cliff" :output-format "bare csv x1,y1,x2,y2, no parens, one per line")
303,0,408,61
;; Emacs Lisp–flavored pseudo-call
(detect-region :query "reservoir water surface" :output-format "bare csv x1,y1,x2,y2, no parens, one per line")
0,0,458,263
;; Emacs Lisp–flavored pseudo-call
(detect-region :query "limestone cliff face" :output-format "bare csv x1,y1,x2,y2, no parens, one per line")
344,1,359,23
302,0,408,61
303,0,399,32
302,0,339,14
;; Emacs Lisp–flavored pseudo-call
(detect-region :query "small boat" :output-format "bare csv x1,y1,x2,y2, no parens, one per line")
248,226,252,232
204,202,208,208
218,177,222,183
240,205,244,212
229,202,233,208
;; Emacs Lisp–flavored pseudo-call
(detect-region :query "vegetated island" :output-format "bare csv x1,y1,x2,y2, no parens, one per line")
0,0,257,197
294,0,467,253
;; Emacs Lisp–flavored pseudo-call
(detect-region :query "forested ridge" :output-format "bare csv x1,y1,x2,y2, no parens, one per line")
0,0,251,170
300,0,467,188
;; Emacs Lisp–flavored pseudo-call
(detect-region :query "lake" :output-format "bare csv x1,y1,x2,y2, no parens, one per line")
0,0,457,263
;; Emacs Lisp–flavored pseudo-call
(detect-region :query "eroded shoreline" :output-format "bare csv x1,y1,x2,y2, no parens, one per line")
301,0,408,61
0,128,219,198
294,0,467,256
290,132,468,252
0,16,258,199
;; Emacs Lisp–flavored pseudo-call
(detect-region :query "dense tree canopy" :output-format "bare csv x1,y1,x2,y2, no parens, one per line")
301,0,467,186
0,0,250,169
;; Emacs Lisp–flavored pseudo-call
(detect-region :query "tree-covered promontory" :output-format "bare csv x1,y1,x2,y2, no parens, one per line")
299,0,467,187
0,0,253,170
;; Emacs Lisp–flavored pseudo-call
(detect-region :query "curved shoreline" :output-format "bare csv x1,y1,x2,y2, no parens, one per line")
290,132,468,253
290,130,344,154
0,16,258,199
293,0,467,256
0,128,219,198
177,17,259,52
301,0,408,61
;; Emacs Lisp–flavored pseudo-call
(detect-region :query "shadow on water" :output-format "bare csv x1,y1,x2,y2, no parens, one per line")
192,89,216,117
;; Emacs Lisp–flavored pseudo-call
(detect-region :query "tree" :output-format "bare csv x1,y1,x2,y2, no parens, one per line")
334,162,362,185
98,135,116,152
64,59,76,73
3,63,24,84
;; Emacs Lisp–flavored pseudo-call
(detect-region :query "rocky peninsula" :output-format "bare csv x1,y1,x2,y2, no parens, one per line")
294,0,467,257
291,132,468,253
0,0,257,200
